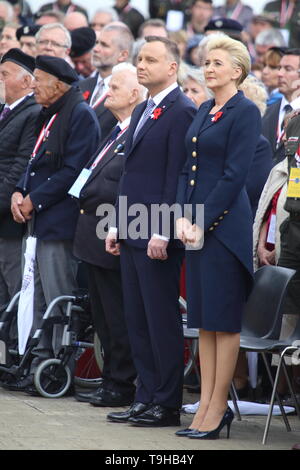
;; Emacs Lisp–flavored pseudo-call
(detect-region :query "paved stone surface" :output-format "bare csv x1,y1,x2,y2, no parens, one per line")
0,388,299,451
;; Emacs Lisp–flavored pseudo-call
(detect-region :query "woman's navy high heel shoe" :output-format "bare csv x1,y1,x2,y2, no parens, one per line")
188,407,234,440
175,428,197,437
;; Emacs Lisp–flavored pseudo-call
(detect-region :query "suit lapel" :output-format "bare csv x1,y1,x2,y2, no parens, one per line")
0,95,32,131
85,130,128,186
191,91,244,139
127,87,181,156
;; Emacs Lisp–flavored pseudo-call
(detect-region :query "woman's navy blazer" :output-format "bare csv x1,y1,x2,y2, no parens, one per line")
177,91,262,279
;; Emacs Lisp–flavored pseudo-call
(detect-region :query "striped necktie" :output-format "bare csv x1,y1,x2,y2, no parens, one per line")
0,106,11,121
91,79,105,107
133,98,156,142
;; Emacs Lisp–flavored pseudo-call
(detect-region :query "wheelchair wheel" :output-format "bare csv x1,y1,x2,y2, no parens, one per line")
34,358,72,398
73,334,103,389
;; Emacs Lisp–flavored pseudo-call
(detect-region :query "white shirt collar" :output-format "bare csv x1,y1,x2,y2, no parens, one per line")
118,116,131,131
96,73,111,89
280,94,300,113
150,82,178,107
6,93,33,111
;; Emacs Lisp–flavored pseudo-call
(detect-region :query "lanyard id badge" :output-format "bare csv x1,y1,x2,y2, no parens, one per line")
68,168,92,199
287,167,300,198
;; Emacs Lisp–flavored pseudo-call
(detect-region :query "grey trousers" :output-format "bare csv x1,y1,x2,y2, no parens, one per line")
27,239,78,371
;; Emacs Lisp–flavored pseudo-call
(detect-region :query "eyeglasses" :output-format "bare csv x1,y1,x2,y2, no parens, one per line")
37,39,68,49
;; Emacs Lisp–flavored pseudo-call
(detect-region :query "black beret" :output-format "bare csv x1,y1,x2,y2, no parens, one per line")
70,27,96,58
204,18,243,34
16,25,41,41
35,55,79,84
1,47,35,74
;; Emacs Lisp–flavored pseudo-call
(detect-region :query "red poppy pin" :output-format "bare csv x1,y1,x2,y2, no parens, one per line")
211,111,223,123
151,107,164,120
83,90,91,101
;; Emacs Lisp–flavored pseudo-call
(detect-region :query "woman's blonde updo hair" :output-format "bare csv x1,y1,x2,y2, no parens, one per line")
205,36,251,86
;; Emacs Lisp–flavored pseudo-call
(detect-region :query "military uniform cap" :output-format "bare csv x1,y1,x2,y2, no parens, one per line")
16,25,41,41
204,18,243,34
1,47,35,74
35,55,79,84
70,27,96,58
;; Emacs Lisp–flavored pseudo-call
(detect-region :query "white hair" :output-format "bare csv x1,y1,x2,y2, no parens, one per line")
181,65,213,98
93,8,119,22
0,1,14,22
111,62,148,101
17,67,34,80
36,22,72,49
255,28,287,47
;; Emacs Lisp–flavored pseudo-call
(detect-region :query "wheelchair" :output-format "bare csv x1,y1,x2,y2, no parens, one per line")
0,288,103,398
0,288,194,398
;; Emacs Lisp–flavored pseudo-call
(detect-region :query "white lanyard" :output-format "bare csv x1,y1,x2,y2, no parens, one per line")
280,0,295,27
30,113,58,161
276,120,285,147
230,1,243,20
90,126,128,170
295,145,300,167
92,92,108,109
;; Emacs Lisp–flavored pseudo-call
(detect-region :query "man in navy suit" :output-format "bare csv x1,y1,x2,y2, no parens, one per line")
106,36,196,427
8,56,100,393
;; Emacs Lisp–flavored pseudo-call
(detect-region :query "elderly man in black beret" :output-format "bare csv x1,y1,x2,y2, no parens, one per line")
8,55,101,393
16,25,41,57
70,26,97,79
0,48,40,318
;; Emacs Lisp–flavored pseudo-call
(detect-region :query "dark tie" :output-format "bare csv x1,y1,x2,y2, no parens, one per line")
132,98,156,142
107,125,121,145
0,106,11,121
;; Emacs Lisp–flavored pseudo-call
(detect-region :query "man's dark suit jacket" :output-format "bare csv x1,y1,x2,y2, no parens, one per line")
16,101,100,241
262,99,285,165
117,86,196,247
73,130,128,270
79,74,117,140
0,95,41,238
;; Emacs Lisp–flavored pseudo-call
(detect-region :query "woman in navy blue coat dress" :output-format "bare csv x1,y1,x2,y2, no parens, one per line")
176,36,261,439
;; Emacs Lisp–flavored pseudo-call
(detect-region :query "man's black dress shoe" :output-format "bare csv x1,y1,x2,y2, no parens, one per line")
128,404,181,427
90,387,134,407
107,402,150,423
2,374,34,392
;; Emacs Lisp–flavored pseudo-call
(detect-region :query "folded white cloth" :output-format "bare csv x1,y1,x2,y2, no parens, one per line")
17,236,37,355
182,400,295,415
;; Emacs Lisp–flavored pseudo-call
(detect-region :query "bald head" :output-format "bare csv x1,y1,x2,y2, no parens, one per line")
63,11,88,31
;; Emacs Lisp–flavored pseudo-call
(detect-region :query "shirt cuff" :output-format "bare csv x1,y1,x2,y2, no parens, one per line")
152,233,169,242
